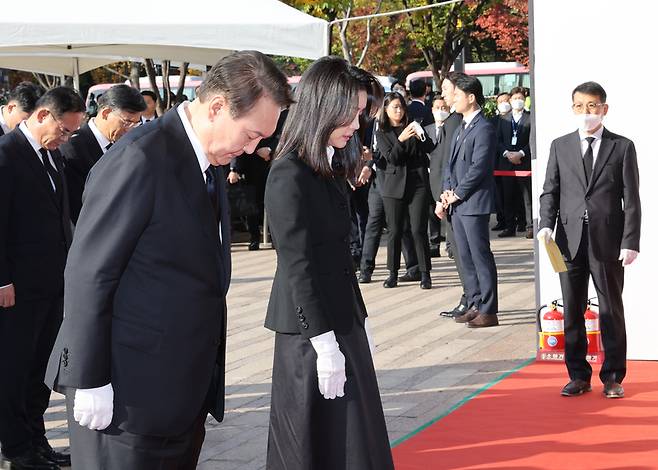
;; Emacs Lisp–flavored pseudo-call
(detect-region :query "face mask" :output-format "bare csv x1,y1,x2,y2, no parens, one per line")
433,110,451,122
511,99,525,111
497,102,511,114
575,113,603,132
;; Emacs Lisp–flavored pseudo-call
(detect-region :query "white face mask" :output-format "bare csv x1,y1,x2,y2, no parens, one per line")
511,99,525,111
433,110,451,122
497,102,512,114
575,113,603,132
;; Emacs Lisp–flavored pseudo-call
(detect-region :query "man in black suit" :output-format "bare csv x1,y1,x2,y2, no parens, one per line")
407,79,434,126
0,82,43,137
497,86,533,239
0,87,86,470
430,73,469,318
436,75,499,328
61,84,145,224
139,90,158,123
45,51,292,470
538,81,641,399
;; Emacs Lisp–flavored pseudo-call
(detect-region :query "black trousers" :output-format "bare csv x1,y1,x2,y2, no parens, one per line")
494,175,505,225
360,181,418,275
428,201,441,249
502,175,532,231
349,184,370,261
451,213,498,314
445,216,467,302
0,296,63,458
559,223,627,384
65,389,206,470
381,171,431,273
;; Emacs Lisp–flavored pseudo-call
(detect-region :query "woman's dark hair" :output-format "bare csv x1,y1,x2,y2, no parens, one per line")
572,81,606,103
197,50,293,118
377,91,408,132
275,56,383,180
98,85,147,113
453,75,486,107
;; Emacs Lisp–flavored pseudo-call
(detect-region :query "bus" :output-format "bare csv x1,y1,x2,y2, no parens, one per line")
86,75,204,107
405,62,529,98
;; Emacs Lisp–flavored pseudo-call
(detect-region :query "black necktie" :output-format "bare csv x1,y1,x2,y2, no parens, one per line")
105,142,113,151
39,148,62,197
583,137,595,184
205,167,219,223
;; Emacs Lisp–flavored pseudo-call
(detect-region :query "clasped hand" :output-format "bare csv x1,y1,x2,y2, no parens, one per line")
310,331,346,400
74,383,114,430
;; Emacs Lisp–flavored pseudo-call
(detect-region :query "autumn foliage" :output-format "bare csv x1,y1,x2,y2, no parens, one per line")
474,0,529,65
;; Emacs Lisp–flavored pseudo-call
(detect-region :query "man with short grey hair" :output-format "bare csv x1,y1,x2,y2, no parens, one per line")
60,84,146,224
46,50,293,470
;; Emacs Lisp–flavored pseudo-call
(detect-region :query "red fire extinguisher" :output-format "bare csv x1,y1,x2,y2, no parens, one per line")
538,301,565,351
585,299,601,354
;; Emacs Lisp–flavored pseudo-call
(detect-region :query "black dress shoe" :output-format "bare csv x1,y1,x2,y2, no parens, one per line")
491,222,506,231
561,379,592,397
497,229,516,238
420,272,431,289
34,443,70,467
383,272,398,288
603,381,624,398
440,302,467,318
358,271,372,284
517,224,526,233
454,307,480,324
248,241,260,251
429,247,441,258
525,228,534,239
3,448,60,469
398,272,421,282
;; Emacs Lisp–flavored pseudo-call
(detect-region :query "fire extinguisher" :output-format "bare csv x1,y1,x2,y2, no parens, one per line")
538,301,565,351
585,299,601,353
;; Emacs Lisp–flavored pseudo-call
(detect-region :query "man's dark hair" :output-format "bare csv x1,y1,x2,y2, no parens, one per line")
572,81,606,103
453,75,486,107
8,81,44,114
377,91,409,132
35,86,86,117
496,91,510,100
197,50,293,118
409,79,426,99
432,95,445,104
276,56,383,180
140,90,158,102
509,86,526,97
445,71,468,86
98,85,146,113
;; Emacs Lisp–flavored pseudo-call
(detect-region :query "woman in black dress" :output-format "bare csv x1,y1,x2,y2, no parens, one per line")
264,57,393,470
376,92,435,289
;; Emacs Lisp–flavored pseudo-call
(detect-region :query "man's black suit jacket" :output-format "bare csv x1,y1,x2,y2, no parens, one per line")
539,128,641,262
0,129,72,300
59,122,104,224
496,111,531,171
407,100,434,127
427,112,462,201
46,107,231,437
264,152,368,339
443,112,496,216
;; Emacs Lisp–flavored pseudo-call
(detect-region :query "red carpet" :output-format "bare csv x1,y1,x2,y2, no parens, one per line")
392,360,658,469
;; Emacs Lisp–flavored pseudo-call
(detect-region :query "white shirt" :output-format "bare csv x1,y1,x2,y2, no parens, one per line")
578,124,604,166
176,102,222,243
461,108,481,128
18,122,57,191
0,106,10,134
326,145,335,167
88,118,111,153
512,110,524,123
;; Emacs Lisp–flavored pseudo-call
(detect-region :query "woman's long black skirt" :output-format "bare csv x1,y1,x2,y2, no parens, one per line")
266,321,394,470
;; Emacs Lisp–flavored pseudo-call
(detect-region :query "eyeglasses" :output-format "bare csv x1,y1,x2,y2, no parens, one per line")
49,112,75,137
112,111,141,129
572,102,605,113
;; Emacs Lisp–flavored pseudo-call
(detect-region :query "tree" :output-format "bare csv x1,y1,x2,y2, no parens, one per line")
474,0,528,65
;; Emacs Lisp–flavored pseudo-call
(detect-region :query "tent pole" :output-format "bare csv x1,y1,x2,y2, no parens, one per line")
325,23,332,56
73,57,80,92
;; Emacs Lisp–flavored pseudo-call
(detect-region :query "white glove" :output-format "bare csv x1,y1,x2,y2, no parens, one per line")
619,249,639,266
74,383,114,430
309,331,346,400
536,227,553,243
364,318,375,357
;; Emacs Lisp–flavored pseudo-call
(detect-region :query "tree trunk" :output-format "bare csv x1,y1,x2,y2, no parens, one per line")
144,58,164,116
176,62,190,103
355,0,383,67
130,62,141,89
339,5,353,64
162,60,172,110
32,73,60,90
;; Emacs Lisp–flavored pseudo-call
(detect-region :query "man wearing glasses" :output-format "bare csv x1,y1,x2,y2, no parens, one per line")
61,84,145,224
538,81,641,399
0,86,86,469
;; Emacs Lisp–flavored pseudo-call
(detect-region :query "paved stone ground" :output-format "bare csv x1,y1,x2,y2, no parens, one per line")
39,230,536,470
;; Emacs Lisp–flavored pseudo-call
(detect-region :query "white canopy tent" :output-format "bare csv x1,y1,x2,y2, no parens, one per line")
0,0,329,83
